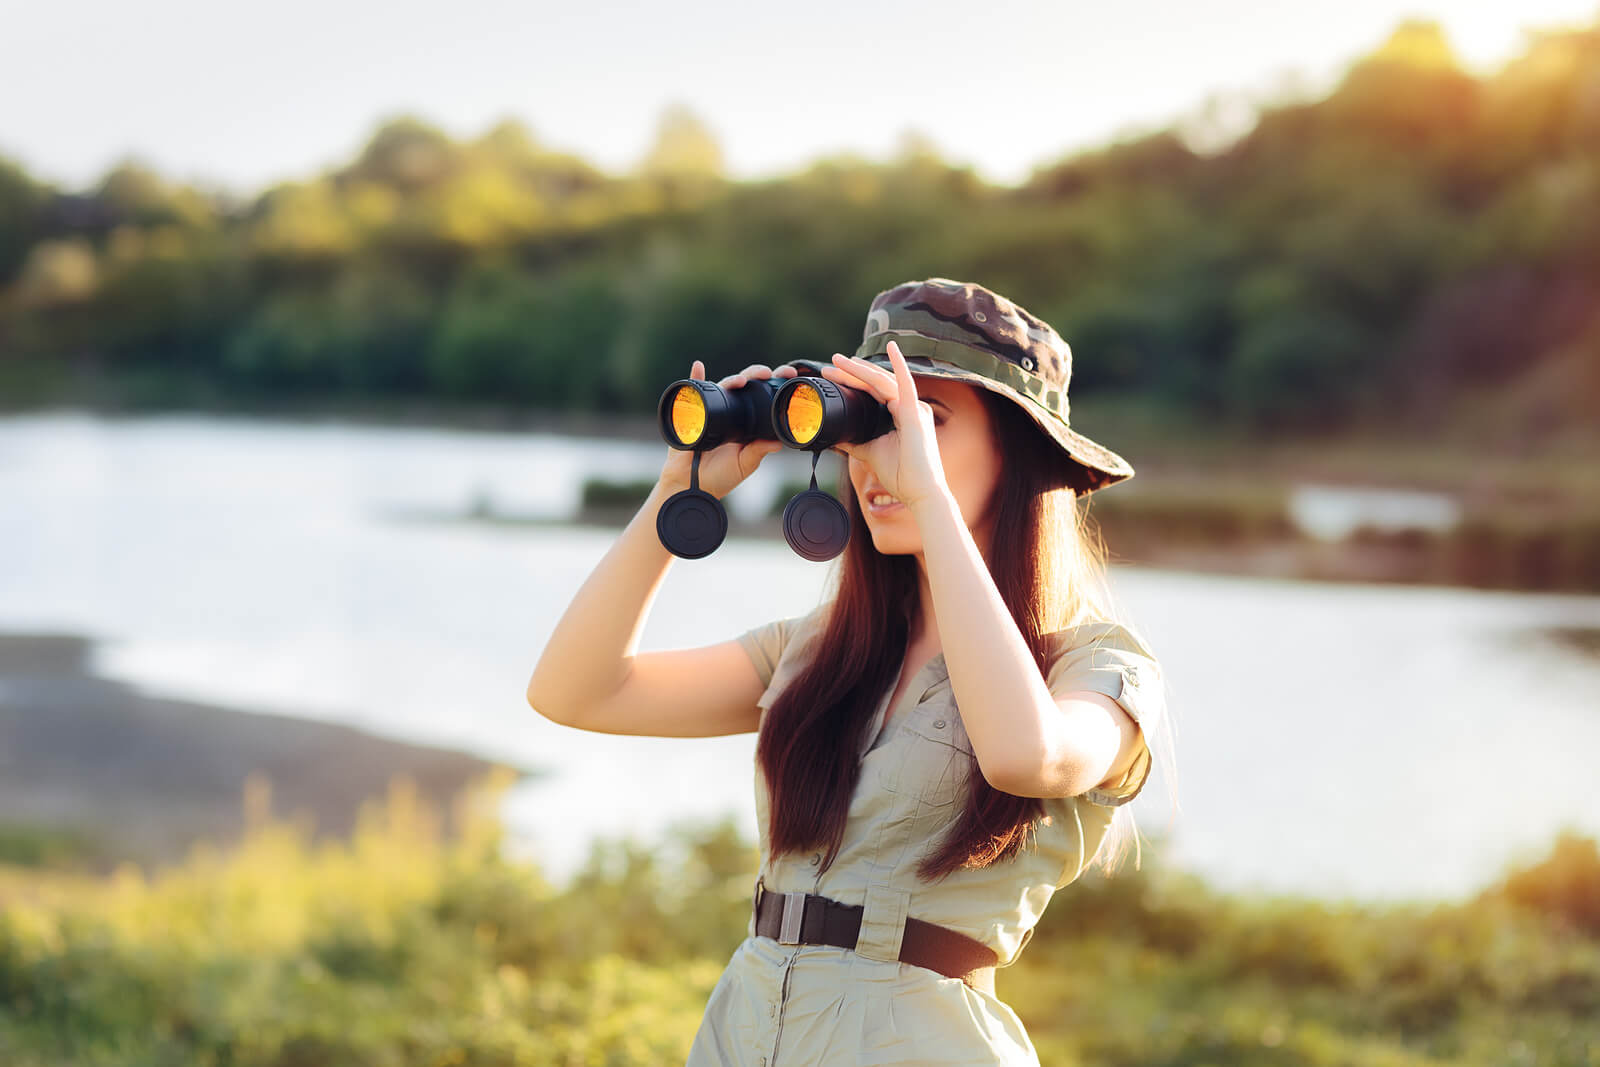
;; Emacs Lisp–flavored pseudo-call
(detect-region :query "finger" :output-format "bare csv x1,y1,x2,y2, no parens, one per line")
776,365,798,378
886,341,920,406
741,364,772,378
718,373,747,388
828,355,891,401
820,363,869,390
691,360,705,381
845,356,899,396
845,350,897,380
741,438,781,459
823,368,891,408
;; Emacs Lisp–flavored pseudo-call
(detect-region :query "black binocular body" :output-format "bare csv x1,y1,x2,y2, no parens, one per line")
656,360,896,453
653,360,896,562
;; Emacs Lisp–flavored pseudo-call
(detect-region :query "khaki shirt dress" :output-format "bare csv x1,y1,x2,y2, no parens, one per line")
685,606,1161,1067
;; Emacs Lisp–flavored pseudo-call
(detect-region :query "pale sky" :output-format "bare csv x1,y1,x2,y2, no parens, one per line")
2,0,1597,195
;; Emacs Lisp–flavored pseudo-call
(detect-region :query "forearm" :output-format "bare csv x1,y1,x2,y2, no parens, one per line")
526,482,678,722
910,490,1071,790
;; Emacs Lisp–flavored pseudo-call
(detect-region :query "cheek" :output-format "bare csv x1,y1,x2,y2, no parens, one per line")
944,432,1000,515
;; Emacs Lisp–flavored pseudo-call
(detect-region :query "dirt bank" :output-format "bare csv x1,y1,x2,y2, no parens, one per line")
0,632,528,872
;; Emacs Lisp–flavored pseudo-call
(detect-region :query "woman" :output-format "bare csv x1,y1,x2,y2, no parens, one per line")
528,278,1172,1065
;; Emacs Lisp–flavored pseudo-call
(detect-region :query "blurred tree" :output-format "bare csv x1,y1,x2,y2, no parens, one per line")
85,241,247,375
610,265,775,411
1326,21,1480,169
428,166,547,248
476,117,543,161
638,103,725,181
1482,23,1600,166
0,156,48,283
1227,304,1376,429
12,238,98,307
328,264,437,391
251,180,358,262
95,158,218,230
427,261,624,408
339,115,460,193
222,290,341,391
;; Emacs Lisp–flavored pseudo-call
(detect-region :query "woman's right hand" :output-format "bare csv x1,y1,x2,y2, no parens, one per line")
658,360,799,498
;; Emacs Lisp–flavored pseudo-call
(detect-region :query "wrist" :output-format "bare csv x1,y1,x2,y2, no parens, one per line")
907,483,959,523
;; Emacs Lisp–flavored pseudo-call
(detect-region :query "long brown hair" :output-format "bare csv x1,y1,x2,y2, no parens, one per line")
755,386,1118,881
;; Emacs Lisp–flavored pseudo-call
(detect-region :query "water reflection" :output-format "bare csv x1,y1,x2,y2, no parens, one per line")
1,412,1596,903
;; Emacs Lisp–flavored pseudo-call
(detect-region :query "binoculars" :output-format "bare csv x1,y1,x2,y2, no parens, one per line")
655,359,896,561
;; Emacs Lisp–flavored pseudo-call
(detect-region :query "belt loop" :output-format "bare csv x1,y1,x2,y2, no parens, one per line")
778,892,806,945
752,875,765,916
855,882,910,962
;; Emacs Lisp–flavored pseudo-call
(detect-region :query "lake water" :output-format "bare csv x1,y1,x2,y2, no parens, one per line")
2,411,1597,904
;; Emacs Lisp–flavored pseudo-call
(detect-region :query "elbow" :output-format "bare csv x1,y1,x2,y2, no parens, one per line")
975,750,1049,798
526,672,581,728
976,745,1093,800
977,762,1031,797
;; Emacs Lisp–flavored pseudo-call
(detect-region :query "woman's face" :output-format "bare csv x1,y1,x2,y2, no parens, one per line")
846,377,1001,558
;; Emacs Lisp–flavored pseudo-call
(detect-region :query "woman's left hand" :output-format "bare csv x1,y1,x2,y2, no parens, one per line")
820,340,949,511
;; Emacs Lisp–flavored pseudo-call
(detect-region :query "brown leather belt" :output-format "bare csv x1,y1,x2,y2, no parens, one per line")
753,879,997,995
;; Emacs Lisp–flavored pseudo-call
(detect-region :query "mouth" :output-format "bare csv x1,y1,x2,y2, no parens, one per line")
862,489,905,515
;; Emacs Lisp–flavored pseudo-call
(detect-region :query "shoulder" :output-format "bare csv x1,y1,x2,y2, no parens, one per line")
1041,619,1163,723
1043,619,1163,809
734,602,831,688
1043,619,1156,662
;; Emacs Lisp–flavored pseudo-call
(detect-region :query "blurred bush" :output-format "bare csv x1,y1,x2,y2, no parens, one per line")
579,477,657,514
0,774,1595,1065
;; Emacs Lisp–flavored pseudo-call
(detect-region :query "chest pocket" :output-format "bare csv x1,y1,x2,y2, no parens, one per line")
879,706,975,807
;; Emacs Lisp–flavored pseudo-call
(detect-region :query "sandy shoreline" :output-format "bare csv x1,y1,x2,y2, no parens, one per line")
0,631,530,872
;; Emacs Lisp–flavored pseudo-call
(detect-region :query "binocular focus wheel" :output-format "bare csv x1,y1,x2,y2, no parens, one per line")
782,489,851,562
657,487,728,560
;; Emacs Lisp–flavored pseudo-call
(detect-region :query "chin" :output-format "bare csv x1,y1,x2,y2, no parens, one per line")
864,524,921,556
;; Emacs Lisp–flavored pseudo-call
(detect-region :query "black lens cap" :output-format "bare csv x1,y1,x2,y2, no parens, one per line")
657,487,728,559
782,488,850,562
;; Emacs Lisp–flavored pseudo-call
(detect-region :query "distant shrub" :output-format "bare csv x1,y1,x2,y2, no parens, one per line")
0,825,95,869
1480,829,1600,937
580,477,656,512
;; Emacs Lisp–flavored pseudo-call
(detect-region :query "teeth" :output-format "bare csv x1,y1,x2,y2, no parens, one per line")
869,492,898,507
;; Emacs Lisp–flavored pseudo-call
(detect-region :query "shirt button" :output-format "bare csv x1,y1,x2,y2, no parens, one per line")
1125,666,1141,686
933,719,947,729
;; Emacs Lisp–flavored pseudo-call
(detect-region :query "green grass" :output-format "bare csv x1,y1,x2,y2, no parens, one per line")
0,826,98,871
0,772,1595,1065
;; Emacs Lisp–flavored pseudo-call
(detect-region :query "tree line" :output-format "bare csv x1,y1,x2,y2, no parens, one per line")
1,20,1597,439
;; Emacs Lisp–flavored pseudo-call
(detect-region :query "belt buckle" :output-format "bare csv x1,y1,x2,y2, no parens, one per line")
778,891,806,945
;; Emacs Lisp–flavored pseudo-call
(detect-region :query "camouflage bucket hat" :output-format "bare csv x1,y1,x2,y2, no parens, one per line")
853,277,1134,495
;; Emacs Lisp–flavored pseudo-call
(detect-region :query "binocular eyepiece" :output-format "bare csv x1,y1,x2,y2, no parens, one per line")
655,360,896,561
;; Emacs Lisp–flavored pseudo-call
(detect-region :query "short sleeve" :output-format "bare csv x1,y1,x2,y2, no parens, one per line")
1044,623,1162,808
735,604,827,689
736,616,798,689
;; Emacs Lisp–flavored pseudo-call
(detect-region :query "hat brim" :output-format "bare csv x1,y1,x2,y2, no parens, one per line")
858,353,1134,495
